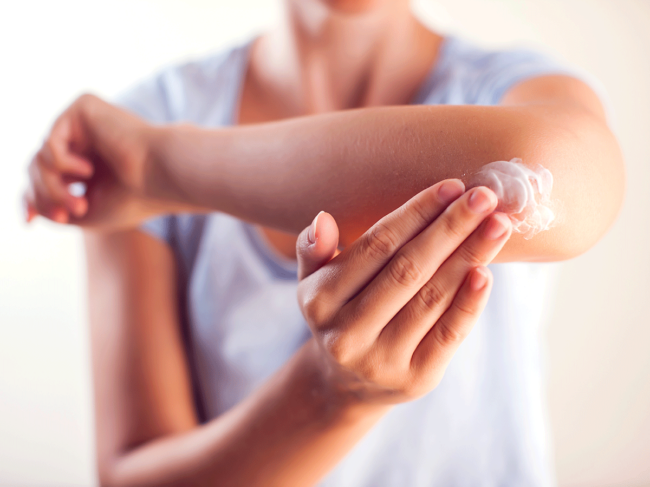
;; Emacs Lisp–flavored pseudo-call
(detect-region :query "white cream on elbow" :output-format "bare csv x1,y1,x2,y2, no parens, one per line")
466,158,555,239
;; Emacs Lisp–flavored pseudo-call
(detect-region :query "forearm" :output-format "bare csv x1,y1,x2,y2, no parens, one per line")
108,340,388,487
149,104,623,261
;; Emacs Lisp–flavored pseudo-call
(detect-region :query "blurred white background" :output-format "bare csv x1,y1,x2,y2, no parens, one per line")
0,1,648,486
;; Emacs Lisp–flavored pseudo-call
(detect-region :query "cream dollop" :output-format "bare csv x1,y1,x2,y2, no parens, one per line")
466,158,555,239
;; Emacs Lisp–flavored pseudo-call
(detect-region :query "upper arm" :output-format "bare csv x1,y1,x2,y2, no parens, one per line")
495,75,625,261
85,229,198,483
501,74,608,122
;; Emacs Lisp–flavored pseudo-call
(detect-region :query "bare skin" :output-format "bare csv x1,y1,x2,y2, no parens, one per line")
24,5,623,261
241,10,444,259
25,74,622,262
23,0,625,485
86,181,509,487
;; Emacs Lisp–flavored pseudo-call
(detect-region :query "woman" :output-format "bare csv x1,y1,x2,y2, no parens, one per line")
24,0,623,485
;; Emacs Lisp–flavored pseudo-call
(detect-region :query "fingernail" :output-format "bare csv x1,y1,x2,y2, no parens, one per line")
483,213,510,240
308,211,323,244
468,188,495,213
437,180,464,204
470,267,488,291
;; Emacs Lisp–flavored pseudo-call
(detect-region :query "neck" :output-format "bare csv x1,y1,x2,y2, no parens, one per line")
250,0,442,115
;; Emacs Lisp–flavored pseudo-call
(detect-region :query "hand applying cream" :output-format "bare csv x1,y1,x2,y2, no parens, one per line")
466,158,555,239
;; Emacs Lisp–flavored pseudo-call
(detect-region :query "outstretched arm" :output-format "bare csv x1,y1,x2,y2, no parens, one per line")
26,75,624,261
147,75,623,261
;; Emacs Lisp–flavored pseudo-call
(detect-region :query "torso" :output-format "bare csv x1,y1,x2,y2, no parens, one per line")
127,34,578,486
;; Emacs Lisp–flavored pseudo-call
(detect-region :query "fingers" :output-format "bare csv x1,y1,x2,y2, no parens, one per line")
26,137,92,222
27,154,88,222
299,179,466,323
39,138,94,179
410,266,493,375
25,100,95,223
339,186,498,338
296,211,340,280
27,157,69,222
379,212,511,353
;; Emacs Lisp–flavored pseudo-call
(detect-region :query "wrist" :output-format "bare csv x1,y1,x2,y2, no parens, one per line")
142,125,173,202
141,125,195,214
300,339,392,424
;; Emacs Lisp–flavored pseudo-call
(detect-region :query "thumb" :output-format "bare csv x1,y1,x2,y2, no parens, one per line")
297,211,340,281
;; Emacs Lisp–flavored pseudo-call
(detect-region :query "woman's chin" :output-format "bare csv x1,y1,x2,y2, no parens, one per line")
319,0,384,15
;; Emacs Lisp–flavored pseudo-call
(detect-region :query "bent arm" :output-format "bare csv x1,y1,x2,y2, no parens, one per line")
148,75,624,262
86,230,387,487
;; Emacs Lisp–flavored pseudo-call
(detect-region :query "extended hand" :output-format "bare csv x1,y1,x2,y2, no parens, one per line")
296,180,511,404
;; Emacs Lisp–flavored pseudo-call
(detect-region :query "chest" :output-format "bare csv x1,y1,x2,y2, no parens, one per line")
236,60,304,260
186,214,309,413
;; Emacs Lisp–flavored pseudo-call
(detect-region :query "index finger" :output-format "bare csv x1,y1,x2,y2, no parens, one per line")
339,186,497,337
300,179,466,320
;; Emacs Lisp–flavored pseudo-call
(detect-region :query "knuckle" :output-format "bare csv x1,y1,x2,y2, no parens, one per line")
439,211,465,240
299,287,330,327
436,321,464,345
324,332,354,366
303,297,326,326
388,252,424,288
454,298,477,318
404,196,431,228
364,222,401,261
354,347,390,385
358,359,382,385
416,280,447,312
458,243,485,265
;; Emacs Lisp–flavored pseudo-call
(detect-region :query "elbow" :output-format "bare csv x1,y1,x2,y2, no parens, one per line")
521,110,625,261
98,453,137,487
97,462,121,487
96,451,149,487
